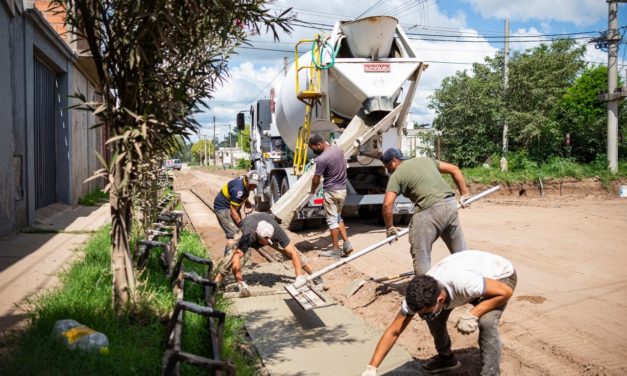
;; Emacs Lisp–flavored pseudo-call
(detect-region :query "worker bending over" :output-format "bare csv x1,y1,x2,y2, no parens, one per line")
213,212,323,297
362,250,516,376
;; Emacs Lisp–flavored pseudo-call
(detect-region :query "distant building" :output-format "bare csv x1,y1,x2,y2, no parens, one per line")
401,128,435,158
0,1,104,236
216,147,250,168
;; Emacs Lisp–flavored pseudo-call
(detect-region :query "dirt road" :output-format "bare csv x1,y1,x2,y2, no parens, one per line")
176,167,627,375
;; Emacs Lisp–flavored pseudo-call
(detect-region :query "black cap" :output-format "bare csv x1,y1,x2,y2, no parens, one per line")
381,148,406,164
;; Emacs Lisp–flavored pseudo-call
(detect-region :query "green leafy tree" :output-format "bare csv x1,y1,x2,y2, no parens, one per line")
54,0,292,311
240,125,251,153
191,138,215,164
558,65,608,162
430,39,587,166
558,65,627,162
506,39,586,161
429,58,504,167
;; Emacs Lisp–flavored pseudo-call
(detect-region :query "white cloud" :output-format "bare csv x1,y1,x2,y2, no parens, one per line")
195,62,282,127
509,27,544,51
464,0,607,26
408,28,498,125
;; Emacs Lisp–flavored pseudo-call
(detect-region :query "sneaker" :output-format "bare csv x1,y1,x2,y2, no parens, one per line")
238,282,251,298
312,276,328,291
341,241,353,257
422,354,461,374
319,249,342,258
239,287,251,298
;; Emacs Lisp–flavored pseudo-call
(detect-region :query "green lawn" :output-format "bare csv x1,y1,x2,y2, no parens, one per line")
461,156,627,187
0,226,258,375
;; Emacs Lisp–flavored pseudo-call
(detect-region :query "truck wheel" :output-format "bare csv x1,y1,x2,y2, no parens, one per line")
393,214,411,226
270,175,283,205
255,195,271,212
288,219,304,231
280,178,289,196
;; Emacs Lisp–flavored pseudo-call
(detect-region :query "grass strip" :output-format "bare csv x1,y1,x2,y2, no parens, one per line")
0,225,259,375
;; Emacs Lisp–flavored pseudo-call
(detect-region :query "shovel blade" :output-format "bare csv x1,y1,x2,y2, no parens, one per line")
344,280,365,297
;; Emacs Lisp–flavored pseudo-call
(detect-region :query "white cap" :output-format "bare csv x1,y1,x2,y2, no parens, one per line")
255,220,274,244
247,170,260,186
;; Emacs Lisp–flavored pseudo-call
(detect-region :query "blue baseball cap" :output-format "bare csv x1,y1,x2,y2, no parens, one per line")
381,148,406,164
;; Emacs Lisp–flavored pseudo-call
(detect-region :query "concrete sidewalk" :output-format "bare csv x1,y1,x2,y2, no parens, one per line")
232,262,421,376
179,189,420,376
0,203,110,335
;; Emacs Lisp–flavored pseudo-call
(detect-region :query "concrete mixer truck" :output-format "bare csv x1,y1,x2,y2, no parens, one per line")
236,16,428,230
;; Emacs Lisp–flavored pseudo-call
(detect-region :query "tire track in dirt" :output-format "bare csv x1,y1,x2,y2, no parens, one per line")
501,289,627,375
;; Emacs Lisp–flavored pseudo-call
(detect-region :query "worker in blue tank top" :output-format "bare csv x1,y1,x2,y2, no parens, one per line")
213,170,260,253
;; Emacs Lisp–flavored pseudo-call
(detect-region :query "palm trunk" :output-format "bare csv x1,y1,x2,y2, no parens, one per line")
110,161,136,312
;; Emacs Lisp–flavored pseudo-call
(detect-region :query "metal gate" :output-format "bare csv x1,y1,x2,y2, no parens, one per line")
34,58,57,209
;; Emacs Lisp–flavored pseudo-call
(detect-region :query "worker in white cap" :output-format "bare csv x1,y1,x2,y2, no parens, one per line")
213,212,323,297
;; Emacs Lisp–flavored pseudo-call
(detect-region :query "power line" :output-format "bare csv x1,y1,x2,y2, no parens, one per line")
356,0,387,19
291,21,597,43
239,46,477,65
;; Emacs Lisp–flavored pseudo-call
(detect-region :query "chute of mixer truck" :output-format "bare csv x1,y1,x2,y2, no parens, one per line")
236,15,428,230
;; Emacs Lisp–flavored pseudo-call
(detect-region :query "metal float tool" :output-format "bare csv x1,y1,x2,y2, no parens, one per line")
285,228,410,310
285,185,502,310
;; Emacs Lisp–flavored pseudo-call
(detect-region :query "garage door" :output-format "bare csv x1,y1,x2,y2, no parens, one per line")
34,57,57,209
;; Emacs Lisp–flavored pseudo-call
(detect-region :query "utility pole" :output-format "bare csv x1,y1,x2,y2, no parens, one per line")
228,123,232,148
597,1,626,174
607,1,620,173
501,17,510,172
203,135,207,167
213,115,216,166
284,57,289,76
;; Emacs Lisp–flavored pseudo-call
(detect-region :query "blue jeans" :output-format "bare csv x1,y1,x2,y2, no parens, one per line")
409,197,467,275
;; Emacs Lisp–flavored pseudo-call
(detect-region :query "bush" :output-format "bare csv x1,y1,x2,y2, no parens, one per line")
235,158,251,170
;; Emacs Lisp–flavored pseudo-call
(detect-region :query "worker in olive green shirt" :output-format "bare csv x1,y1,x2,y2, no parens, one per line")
381,148,470,275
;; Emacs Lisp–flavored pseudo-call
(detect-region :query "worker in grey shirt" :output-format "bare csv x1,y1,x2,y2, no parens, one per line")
214,212,323,297
308,133,353,257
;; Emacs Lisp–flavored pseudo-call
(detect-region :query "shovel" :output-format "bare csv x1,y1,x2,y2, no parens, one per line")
344,270,415,297
284,185,501,310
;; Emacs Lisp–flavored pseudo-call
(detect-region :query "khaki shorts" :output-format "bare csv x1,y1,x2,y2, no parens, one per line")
216,241,309,277
323,190,346,230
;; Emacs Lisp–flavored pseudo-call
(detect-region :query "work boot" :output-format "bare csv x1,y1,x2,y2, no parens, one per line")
319,249,342,258
341,241,353,257
421,354,461,374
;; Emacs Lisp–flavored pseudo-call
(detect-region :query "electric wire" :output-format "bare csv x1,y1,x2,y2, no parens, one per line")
356,0,387,19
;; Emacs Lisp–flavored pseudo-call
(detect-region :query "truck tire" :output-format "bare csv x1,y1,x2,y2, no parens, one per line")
255,195,271,212
288,219,304,231
270,175,283,206
280,178,290,196
394,214,412,226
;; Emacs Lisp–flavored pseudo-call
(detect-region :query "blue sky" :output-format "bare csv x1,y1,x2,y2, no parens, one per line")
195,0,627,141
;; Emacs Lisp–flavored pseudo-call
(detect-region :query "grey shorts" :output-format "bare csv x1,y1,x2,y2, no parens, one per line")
215,208,239,239
323,190,346,230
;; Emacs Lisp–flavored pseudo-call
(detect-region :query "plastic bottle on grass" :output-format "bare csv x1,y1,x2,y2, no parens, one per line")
52,319,110,355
